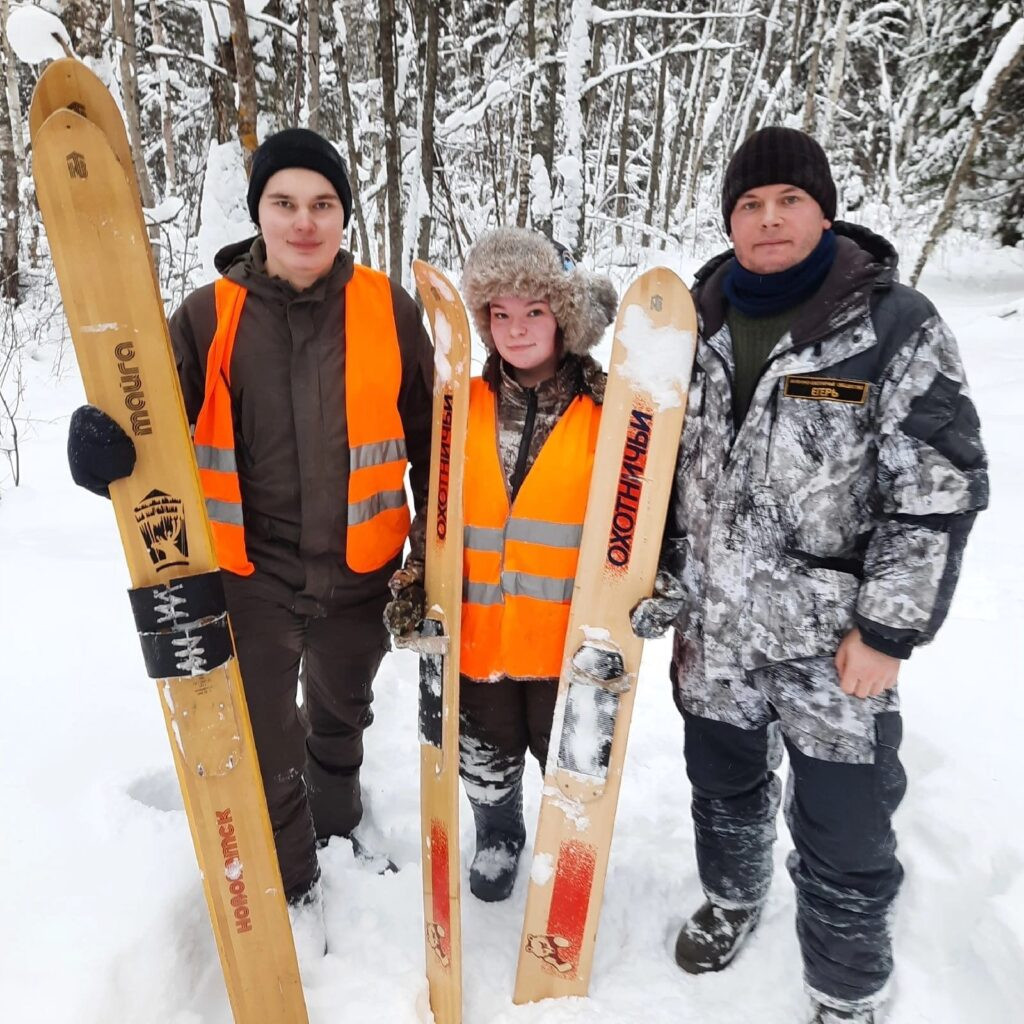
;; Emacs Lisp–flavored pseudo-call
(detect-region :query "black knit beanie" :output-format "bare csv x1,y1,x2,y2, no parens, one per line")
246,128,352,227
721,126,836,233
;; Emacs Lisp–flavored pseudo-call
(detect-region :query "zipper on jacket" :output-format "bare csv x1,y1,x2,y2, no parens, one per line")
509,387,538,503
763,390,778,481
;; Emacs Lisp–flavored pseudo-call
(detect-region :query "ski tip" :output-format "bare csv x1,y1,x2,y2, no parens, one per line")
413,262,459,305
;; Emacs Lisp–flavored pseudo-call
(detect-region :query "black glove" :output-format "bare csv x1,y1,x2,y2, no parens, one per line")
383,566,427,638
629,538,686,640
67,405,137,497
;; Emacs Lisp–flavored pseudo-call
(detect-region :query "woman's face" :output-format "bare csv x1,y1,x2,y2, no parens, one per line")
489,294,560,387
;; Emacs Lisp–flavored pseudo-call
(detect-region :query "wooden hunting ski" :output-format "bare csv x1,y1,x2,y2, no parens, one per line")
30,62,306,1023
513,267,697,1004
405,260,471,1024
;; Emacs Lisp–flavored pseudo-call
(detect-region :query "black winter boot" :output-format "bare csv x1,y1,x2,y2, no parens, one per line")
468,786,526,902
674,899,762,974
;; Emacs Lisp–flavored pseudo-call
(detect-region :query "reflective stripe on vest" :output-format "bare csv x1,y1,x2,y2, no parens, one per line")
193,268,409,576
193,278,253,575
344,266,410,571
460,378,600,681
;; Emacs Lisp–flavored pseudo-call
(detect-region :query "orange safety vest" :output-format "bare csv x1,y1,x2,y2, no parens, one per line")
461,378,600,681
193,266,409,576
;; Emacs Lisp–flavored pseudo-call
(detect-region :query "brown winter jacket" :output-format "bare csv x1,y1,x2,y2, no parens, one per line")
169,237,434,615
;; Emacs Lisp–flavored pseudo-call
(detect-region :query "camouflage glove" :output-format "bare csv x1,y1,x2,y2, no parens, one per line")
67,404,137,498
629,569,685,639
383,566,427,638
629,538,686,639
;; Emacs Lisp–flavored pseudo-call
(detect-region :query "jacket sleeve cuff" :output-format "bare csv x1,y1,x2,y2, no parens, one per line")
859,629,914,660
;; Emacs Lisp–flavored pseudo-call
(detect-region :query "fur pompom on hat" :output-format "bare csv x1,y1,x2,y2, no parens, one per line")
461,228,617,356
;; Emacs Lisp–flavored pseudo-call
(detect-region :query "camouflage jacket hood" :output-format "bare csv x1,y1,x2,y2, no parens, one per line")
668,220,988,718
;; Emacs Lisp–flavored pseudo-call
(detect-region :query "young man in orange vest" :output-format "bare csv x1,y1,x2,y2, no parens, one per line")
385,227,617,901
67,129,434,957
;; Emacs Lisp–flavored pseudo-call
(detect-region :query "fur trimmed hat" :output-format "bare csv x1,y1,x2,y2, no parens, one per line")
461,228,617,356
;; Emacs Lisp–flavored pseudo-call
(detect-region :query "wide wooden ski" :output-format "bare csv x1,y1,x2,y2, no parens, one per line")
513,268,696,1004
31,101,306,1022
29,58,157,284
404,260,471,1024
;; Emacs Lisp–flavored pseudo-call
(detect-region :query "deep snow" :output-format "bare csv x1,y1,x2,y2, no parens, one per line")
1,240,1021,1024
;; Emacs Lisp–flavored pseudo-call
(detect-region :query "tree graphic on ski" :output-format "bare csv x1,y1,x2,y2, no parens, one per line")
513,267,696,1004
30,60,306,1023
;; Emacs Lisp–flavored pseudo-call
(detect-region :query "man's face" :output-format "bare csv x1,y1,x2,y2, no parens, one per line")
258,167,345,289
729,184,831,275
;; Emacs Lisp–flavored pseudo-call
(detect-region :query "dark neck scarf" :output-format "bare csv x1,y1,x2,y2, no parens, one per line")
723,228,837,317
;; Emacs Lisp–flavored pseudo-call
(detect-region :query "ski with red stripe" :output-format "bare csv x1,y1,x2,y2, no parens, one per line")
514,267,697,1002
407,261,471,1024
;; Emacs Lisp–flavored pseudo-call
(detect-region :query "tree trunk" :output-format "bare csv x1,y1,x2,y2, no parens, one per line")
293,1,306,124
227,0,260,170
148,0,177,191
664,44,705,232
110,0,159,261
911,20,1024,286
642,25,670,248
0,6,19,302
264,0,289,125
111,0,155,209
378,0,404,279
307,0,321,131
515,72,533,228
560,0,591,254
731,0,781,152
530,0,558,238
206,2,236,145
416,0,440,262
335,21,372,264
801,1,826,135
2,0,22,170
613,17,636,246
820,0,851,146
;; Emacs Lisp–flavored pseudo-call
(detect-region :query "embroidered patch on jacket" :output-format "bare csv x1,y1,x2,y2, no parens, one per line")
783,376,869,405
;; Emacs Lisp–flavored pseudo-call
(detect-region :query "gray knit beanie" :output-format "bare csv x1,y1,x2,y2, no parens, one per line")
461,228,617,356
721,126,836,232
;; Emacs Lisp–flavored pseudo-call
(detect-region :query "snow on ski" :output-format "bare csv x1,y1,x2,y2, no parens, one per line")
514,266,697,1004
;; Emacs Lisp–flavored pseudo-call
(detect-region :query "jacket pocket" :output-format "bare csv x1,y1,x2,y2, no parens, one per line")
755,554,860,663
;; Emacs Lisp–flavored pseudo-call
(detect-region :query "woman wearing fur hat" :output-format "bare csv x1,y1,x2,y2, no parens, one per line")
384,227,617,901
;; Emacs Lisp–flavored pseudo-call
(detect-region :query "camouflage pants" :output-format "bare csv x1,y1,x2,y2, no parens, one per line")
458,677,557,806
679,701,906,1006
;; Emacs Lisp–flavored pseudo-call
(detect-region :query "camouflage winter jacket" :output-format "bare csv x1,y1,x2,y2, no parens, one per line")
668,221,988,688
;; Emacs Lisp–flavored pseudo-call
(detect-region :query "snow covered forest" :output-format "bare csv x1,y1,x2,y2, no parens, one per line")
1,4,1023,1024
0,0,1023,481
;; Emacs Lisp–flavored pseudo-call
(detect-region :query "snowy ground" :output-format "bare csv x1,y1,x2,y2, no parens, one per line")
1,240,1021,1024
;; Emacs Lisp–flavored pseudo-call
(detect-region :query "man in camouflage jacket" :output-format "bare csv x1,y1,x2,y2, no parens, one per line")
634,128,988,1024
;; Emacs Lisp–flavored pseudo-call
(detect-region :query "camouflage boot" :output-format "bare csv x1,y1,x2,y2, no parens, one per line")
468,785,526,903
674,899,762,974
809,1004,878,1024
